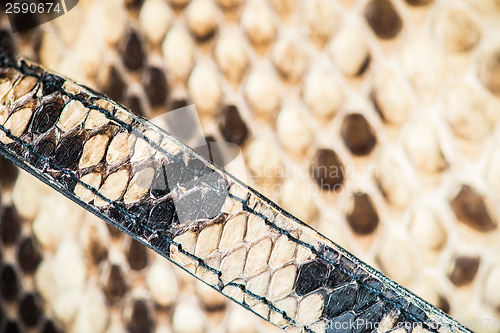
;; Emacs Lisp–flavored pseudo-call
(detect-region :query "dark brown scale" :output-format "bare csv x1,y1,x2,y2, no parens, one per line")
16,236,42,273
0,155,18,189
54,134,85,169
124,0,144,8
41,320,61,333
103,65,126,101
11,11,40,33
124,94,145,117
193,26,217,43
32,29,44,63
104,264,128,303
450,185,496,232
54,173,77,192
31,98,65,134
347,193,379,235
128,299,154,333
0,264,19,301
86,226,108,265
0,304,4,331
4,320,20,333
106,204,127,227
6,140,26,158
438,296,450,314
310,149,345,191
167,0,188,9
364,0,402,39
341,114,377,156
35,137,56,157
448,256,480,286
0,29,15,53
149,198,176,228
169,99,188,111
405,0,433,5
142,67,169,107
40,73,66,95
0,205,21,244
121,30,145,71
216,0,242,9
127,239,148,271
31,135,56,170
149,234,171,258
129,203,153,225
18,293,41,327
106,223,123,238
218,105,249,146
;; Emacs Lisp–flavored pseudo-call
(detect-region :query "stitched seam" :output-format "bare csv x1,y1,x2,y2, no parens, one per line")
1,60,439,331
230,192,444,332
0,58,454,332
0,123,302,330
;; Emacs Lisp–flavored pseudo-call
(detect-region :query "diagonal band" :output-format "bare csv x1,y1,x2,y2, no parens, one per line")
0,52,472,333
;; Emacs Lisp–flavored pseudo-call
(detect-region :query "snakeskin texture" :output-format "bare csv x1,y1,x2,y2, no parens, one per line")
0,52,471,333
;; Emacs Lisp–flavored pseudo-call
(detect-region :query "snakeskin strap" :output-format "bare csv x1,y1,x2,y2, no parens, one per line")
0,52,471,333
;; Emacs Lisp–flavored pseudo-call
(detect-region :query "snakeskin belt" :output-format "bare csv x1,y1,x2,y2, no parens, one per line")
0,52,472,333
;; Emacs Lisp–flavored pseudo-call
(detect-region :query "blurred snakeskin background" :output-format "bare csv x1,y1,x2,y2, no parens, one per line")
1,0,500,332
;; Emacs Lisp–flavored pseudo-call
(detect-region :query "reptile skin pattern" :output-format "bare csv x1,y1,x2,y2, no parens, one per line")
0,52,471,333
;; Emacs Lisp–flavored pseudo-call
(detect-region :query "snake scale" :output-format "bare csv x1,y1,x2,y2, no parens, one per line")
0,52,471,333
